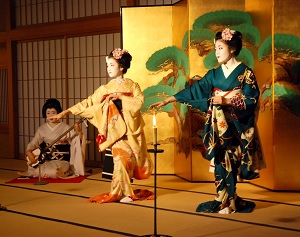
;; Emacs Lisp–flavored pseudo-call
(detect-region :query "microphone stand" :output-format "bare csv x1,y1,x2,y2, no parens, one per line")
34,163,48,185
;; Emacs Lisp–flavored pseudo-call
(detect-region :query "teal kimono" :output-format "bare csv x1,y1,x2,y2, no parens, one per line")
174,63,260,213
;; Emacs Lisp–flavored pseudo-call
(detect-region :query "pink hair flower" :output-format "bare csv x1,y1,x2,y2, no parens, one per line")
221,28,236,41
112,48,128,59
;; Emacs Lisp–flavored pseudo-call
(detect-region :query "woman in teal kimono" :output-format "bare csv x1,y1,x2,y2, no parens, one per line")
151,28,260,214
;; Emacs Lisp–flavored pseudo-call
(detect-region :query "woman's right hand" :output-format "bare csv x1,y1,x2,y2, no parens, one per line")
150,100,168,108
105,93,123,102
150,96,176,108
26,151,37,164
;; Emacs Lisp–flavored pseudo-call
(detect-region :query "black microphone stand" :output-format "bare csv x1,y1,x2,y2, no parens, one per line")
34,163,48,185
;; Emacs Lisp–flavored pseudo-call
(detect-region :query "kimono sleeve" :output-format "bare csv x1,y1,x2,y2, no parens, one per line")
233,68,260,125
242,69,260,110
26,126,44,151
69,86,107,116
121,82,144,117
174,71,213,112
67,129,85,176
121,81,145,136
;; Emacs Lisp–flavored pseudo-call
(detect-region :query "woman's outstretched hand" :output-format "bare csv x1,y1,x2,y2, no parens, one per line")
48,110,70,121
150,96,176,108
150,100,168,108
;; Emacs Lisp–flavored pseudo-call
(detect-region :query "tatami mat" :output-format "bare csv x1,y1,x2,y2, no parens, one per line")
0,158,300,237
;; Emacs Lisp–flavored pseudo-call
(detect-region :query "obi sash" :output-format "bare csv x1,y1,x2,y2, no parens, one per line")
212,88,242,99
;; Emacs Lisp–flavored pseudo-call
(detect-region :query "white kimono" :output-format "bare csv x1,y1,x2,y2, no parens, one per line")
26,122,85,179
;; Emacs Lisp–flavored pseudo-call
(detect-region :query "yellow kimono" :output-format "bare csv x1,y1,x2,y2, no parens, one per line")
69,78,153,203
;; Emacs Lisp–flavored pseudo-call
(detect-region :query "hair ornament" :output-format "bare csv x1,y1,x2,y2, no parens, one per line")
221,28,236,41
112,48,128,59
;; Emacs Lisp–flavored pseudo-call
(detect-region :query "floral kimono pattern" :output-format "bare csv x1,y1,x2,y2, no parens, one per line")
68,78,153,203
174,63,261,213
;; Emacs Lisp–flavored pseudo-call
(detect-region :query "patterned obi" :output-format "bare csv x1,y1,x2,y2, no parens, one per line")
212,88,242,99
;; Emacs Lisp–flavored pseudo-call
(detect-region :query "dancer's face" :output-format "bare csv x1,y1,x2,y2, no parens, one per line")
215,40,233,64
106,57,123,79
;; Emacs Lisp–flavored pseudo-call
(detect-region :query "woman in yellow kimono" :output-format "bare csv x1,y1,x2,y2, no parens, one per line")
49,48,153,203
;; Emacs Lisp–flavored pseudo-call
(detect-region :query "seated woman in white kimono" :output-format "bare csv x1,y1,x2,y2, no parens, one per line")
24,98,86,179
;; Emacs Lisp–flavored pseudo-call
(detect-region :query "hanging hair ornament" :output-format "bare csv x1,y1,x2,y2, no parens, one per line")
112,48,128,59
221,28,236,41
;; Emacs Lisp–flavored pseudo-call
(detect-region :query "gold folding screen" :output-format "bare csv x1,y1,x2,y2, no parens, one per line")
123,0,300,190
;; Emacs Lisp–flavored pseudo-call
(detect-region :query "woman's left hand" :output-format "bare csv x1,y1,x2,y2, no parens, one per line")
74,123,83,140
212,96,231,105
105,92,122,102
74,123,82,133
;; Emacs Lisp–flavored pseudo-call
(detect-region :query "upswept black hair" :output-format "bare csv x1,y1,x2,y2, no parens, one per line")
215,30,243,56
42,98,63,118
108,49,132,74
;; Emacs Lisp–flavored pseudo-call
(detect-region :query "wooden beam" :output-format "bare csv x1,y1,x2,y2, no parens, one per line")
6,40,18,158
0,13,121,42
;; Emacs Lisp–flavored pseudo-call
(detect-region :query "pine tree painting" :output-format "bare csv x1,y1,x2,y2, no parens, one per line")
142,10,261,156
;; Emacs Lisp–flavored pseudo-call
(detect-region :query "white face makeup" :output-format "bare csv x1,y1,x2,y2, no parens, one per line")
106,57,123,79
46,108,58,122
215,40,233,65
